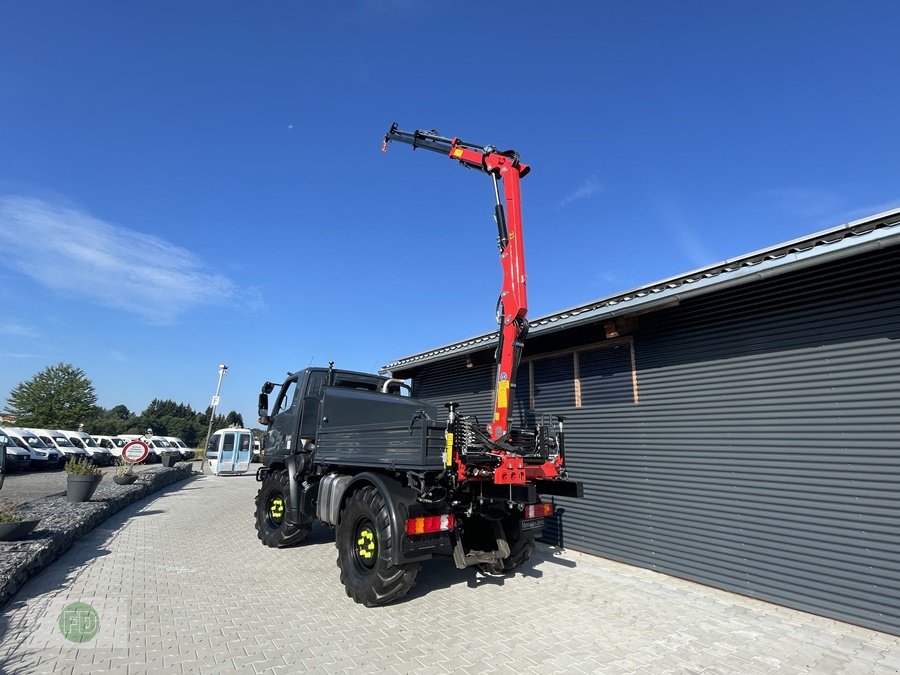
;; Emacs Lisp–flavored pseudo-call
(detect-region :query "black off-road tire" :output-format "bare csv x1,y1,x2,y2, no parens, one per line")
254,469,311,548
500,532,535,571
336,486,420,606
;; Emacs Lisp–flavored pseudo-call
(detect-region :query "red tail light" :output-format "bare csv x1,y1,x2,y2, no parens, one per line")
524,502,553,519
405,514,455,536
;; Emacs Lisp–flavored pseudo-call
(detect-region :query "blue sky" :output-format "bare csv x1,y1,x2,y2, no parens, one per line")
1,1,898,427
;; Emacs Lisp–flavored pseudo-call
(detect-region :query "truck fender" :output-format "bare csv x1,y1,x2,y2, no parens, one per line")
284,454,314,526
284,455,302,526
342,472,418,567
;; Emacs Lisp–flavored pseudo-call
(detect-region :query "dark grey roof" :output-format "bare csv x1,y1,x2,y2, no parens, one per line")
383,207,900,374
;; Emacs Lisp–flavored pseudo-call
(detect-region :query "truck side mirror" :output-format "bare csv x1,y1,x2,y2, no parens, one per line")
258,392,269,419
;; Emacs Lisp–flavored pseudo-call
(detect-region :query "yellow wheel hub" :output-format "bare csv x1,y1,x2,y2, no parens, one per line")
269,497,284,520
357,527,376,561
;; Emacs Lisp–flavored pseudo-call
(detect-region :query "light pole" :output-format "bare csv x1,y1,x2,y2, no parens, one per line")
201,364,228,473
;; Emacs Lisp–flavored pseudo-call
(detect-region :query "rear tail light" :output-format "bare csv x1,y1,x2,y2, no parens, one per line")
405,514,455,536
524,502,553,519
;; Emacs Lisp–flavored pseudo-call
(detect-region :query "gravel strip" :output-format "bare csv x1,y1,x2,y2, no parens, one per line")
0,464,194,609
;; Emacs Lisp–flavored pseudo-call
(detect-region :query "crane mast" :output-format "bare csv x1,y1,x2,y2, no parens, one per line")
382,123,530,441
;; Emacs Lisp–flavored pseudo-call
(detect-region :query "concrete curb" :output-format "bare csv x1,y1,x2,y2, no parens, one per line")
0,464,195,610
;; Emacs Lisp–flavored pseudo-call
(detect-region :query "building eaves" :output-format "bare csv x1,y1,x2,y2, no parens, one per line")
382,207,900,374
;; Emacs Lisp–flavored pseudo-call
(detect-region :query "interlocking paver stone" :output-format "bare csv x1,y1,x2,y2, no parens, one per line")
1,474,899,673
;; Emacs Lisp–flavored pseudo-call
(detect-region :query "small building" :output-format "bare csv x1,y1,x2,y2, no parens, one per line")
383,207,900,635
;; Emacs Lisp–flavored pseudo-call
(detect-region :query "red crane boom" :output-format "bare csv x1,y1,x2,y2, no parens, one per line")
382,123,530,441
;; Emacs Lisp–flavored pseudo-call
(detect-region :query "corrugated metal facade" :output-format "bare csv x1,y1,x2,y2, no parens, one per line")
410,245,900,635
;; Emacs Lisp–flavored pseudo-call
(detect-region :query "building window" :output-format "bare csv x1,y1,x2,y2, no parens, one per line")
577,339,638,406
521,337,639,411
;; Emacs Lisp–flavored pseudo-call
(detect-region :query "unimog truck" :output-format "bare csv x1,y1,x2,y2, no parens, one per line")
253,124,584,606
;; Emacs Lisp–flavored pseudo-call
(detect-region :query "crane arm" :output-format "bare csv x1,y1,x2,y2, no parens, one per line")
383,123,530,441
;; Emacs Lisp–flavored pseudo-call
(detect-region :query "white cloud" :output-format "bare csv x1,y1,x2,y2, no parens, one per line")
655,195,717,268
759,186,844,219
0,322,39,337
556,175,605,210
0,195,260,324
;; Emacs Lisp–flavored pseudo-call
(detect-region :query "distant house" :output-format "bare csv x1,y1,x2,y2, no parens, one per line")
0,412,16,425
383,207,900,636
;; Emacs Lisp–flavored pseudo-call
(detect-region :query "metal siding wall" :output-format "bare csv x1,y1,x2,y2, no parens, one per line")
413,356,494,424
579,343,634,406
413,246,900,635
533,354,576,410
548,247,900,635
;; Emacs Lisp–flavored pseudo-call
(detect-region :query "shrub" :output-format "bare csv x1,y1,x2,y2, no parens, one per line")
65,457,102,476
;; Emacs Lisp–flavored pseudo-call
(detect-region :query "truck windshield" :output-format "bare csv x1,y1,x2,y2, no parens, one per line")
25,436,49,449
82,437,98,447
52,436,75,447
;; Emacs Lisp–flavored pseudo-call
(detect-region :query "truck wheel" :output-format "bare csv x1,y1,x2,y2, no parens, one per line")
336,486,420,606
254,469,310,548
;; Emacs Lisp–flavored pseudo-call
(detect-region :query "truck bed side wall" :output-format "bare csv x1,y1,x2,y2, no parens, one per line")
315,387,444,470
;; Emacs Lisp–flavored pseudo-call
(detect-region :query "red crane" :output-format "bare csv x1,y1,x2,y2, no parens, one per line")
382,123,530,442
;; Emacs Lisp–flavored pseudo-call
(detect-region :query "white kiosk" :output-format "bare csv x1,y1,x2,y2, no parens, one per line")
206,427,253,476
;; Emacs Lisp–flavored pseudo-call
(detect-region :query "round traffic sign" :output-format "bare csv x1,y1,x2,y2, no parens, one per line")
122,440,149,464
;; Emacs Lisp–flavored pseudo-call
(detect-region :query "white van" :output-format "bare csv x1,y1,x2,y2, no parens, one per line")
94,435,129,458
60,430,113,466
27,428,88,461
2,432,31,472
164,437,195,462
1,427,62,470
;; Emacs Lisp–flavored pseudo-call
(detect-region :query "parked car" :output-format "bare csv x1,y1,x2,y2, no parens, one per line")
27,428,89,462
1,427,62,470
163,436,195,461
2,434,31,472
94,435,129,458
60,430,113,466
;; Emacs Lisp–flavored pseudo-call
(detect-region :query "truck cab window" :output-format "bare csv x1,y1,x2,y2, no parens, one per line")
276,380,298,414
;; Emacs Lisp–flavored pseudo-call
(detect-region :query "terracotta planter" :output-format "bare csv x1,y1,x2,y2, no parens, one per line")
67,474,103,502
113,474,137,485
0,520,39,541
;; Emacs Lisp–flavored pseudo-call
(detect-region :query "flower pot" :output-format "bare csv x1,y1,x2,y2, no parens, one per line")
0,520,40,541
67,474,103,502
113,474,137,485
161,454,179,468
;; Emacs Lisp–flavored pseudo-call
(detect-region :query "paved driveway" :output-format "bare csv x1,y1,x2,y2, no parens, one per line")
1,474,898,674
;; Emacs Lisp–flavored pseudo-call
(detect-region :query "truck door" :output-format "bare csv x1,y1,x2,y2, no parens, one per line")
268,375,300,453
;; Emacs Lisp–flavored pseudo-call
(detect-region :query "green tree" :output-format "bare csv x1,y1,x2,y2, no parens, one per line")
110,404,133,420
89,404,137,435
6,363,99,429
225,411,244,428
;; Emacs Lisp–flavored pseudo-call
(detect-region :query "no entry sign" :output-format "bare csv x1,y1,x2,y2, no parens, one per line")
122,440,149,464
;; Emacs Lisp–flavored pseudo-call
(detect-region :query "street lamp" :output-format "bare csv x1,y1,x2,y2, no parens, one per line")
201,364,228,473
